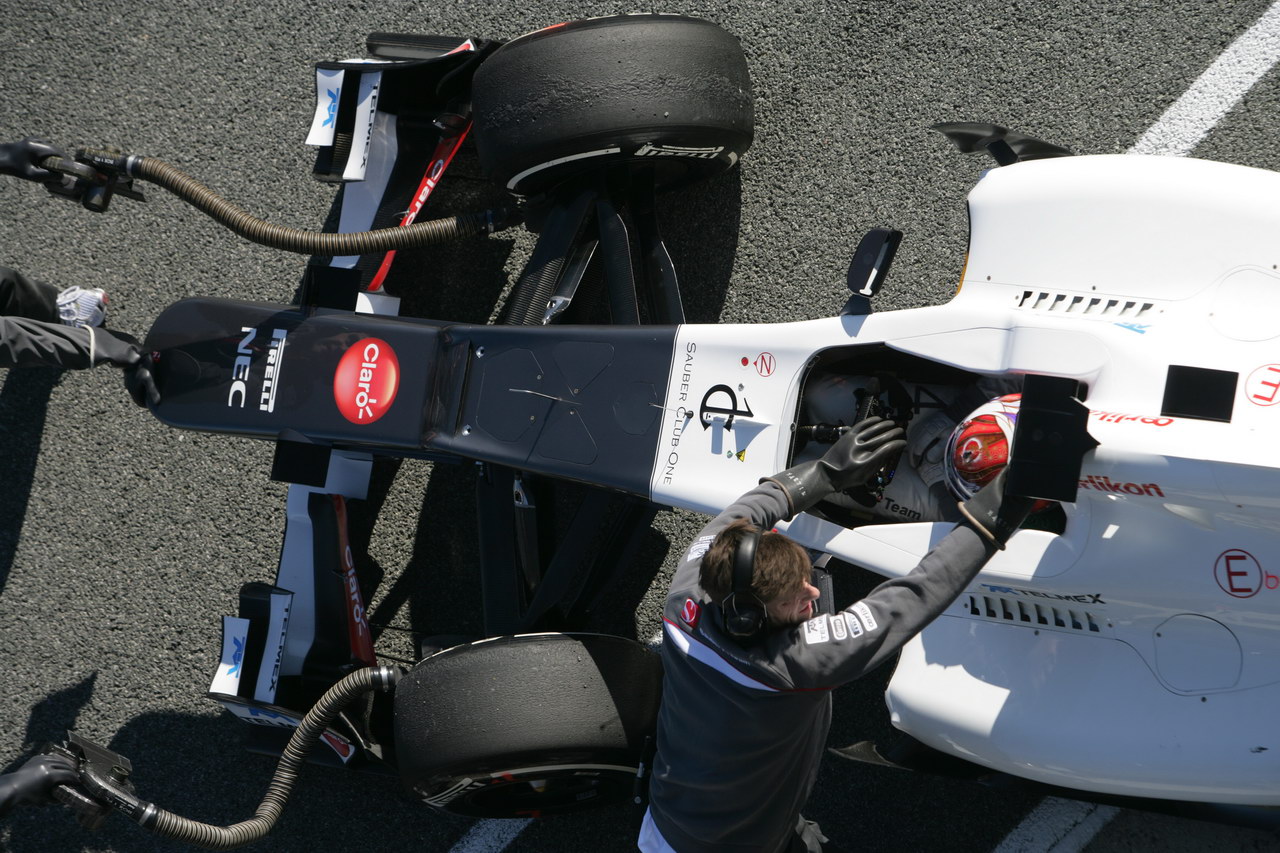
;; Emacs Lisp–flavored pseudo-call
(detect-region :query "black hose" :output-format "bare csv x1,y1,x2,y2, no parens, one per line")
129,156,516,254
128,666,400,849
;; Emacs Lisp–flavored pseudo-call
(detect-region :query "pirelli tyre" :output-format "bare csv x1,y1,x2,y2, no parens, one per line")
472,14,754,196
394,632,662,817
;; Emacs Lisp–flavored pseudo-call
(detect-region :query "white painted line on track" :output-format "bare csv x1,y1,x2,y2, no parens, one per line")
448,818,534,853
1129,0,1280,155
993,798,1120,853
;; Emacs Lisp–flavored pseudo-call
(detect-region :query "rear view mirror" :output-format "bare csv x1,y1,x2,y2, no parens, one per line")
843,227,902,313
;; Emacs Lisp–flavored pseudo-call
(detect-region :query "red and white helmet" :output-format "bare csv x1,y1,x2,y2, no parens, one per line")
944,393,1023,501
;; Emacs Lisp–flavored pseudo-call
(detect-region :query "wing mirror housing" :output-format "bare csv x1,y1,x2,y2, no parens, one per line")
842,227,902,314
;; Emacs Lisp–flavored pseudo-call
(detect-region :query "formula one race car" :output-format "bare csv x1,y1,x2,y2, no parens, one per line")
25,11,1280,846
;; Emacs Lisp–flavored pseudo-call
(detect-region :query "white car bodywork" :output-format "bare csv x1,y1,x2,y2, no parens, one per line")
650,153,1280,804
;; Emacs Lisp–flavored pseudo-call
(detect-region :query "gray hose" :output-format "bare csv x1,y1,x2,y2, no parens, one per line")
130,666,400,849
129,156,515,254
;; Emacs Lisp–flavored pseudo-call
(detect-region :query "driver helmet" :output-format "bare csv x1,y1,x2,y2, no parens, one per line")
944,393,1023,501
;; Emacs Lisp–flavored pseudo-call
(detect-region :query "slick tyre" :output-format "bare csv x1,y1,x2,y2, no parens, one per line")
472,14,753,196
394,633,662,817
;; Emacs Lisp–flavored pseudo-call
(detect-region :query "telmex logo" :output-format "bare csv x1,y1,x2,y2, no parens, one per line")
333,338,400,424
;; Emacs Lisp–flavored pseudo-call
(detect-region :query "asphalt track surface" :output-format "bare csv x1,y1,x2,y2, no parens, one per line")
3,2,1280,851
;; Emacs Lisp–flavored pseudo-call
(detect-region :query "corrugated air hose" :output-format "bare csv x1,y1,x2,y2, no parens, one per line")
127,155,517,254
96,666,401,849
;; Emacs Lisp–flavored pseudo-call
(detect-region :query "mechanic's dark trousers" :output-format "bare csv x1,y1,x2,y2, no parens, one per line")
0,265,57,322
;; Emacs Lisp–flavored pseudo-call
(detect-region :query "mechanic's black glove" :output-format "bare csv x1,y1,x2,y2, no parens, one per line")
0,137,68,182
92,328,161,407
956,469,1036,549
763,416,906,518
0,753,78,816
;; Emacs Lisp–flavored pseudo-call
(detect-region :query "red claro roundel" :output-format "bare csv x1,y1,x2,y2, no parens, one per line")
333,338,400,424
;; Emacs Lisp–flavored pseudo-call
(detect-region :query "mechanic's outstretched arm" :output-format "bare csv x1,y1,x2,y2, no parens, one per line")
0,753,77,818
763,470,1034,689
0,316,95,369
0,265,160,404
666,417,906,595
0,321,158,405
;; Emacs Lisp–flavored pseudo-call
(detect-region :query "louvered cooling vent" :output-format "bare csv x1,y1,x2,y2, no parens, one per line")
964,594,1108,634
1017,290,1154,318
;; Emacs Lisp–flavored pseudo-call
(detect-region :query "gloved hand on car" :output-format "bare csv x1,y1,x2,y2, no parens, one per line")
0,137,69,182
93,328,161,407
957,468,1036,549
0,753,78,817
763,415,907,518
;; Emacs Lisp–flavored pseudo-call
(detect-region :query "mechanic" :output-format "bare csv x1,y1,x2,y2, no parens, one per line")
0,753,77,818
0,137,159,405
639,415,1034,853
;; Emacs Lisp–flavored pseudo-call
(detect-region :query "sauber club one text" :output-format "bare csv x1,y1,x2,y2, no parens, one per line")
663,342,696,485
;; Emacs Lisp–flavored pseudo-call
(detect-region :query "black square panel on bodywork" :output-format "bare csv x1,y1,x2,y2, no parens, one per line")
1161,365,1238,423
1006,375,1097,503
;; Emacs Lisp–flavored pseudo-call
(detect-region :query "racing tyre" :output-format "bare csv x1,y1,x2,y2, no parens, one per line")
394,632,662,817
472,14,753,195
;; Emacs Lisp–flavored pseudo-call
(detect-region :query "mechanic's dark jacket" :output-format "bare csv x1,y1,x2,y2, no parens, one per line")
648,480,999,853
0,317,92,368
0,265,92,369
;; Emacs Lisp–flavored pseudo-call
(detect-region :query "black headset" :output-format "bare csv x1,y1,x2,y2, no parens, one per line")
722,527,766,641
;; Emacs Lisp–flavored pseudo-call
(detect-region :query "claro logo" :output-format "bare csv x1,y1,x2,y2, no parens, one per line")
333,338,400,424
